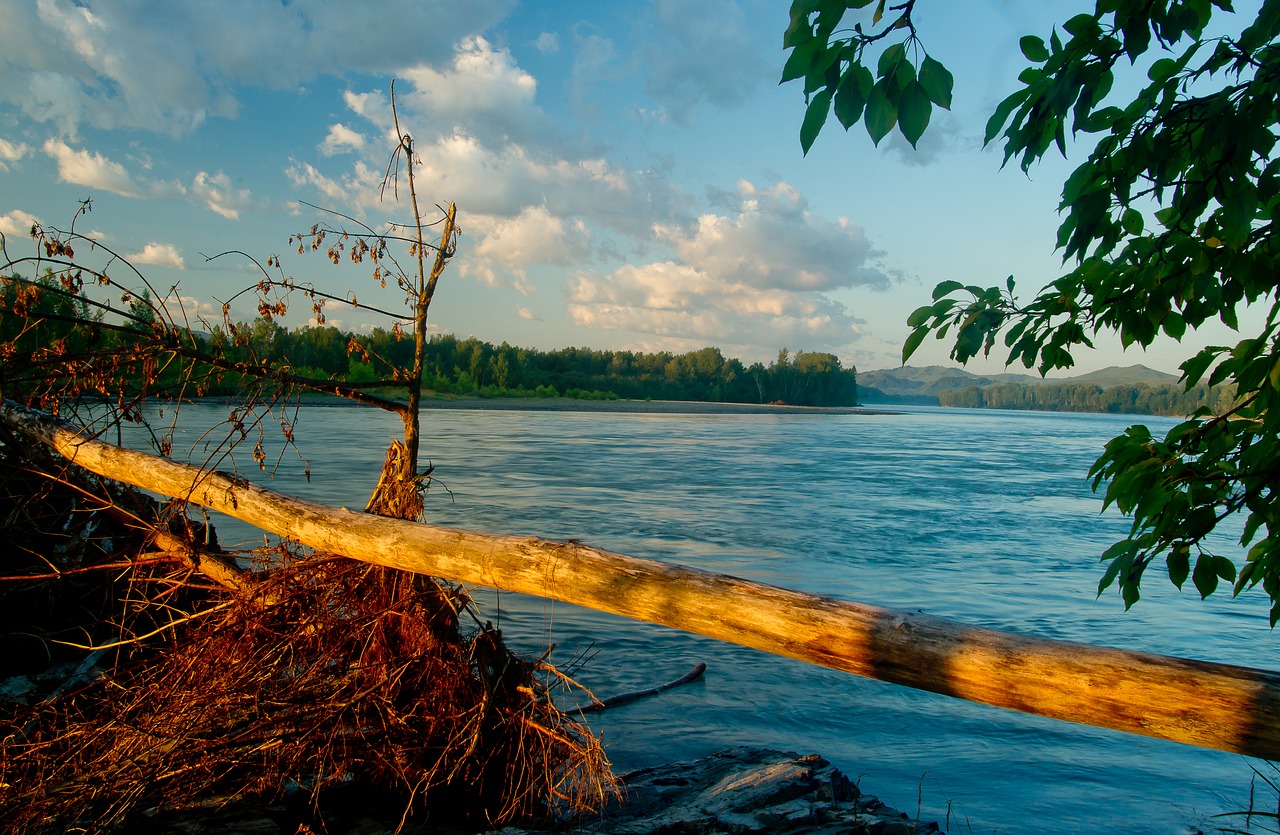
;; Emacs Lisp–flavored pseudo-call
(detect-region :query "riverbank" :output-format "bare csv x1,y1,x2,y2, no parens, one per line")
333,393,900,416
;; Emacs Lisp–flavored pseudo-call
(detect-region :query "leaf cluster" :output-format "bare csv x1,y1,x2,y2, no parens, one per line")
782,0,953,153
891,1,1280,620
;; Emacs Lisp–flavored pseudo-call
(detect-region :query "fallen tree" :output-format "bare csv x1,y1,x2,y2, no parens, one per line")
7,396,1280,762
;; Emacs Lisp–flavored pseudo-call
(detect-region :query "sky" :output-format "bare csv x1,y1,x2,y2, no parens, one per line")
0,0,1244,376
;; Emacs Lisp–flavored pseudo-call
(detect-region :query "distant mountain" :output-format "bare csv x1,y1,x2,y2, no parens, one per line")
858,364,1178,404
1066,365,1179,387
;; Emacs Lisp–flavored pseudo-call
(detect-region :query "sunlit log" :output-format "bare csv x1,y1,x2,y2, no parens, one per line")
6,397,1280,760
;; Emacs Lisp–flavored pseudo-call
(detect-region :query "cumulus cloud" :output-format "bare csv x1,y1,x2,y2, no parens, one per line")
399,37,546,143
161,293,218,325
43,138,142,196
0,138,31,171
461,205,590,292
0,209,41,240
320,123,366,156
126,242,185,269
42,138,177,198
658,180,889,292
191,171,254,220
567,261,864,357
563,178,888,358
0,0,516,135
517,306,540,321
285,158,385,214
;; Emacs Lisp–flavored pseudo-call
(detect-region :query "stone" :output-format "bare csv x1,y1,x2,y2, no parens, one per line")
516,746,940,835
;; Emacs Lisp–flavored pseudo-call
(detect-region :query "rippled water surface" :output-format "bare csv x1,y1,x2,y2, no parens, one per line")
159,402,1277,834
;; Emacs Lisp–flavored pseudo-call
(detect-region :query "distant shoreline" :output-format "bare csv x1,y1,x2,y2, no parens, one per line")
265,394,902,416
415,396,900,415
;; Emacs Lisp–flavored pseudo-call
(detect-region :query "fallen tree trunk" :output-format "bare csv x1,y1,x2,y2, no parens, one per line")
6,398,1280,760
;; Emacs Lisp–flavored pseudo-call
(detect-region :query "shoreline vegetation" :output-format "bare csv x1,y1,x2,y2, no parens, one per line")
276,391,900,416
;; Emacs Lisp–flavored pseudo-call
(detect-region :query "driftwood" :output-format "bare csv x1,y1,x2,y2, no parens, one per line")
6,398,1280,761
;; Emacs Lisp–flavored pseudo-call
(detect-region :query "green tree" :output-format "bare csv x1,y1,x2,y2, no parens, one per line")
786,1,1280,622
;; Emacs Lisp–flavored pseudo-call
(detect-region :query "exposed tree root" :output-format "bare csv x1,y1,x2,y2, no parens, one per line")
0,437,619,834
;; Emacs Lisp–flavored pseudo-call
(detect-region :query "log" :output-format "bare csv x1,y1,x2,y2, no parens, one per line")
5,398,1280,760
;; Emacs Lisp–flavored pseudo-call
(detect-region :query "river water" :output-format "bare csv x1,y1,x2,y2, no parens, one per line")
157,402,1277,834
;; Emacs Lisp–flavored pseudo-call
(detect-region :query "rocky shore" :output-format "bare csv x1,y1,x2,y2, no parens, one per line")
124,747,939,834
510,747,940,835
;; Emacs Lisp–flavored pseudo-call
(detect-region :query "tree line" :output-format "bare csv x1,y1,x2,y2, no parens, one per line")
244,319,859,407
938,381,1235,417
0,275,859,407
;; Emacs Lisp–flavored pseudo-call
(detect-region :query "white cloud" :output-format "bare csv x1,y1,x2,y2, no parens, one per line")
161,293,216,325
0,0,515,135
399,36,544,143
43,138,142,196
658,180,889,293
567,261,864,360
191,171,253,220
560,178,888,360
517,306,540,321
461,205,590,291
285,158,384,213
0,209,42,240
0,138,31,171
320,123,366,156
126,242,185,269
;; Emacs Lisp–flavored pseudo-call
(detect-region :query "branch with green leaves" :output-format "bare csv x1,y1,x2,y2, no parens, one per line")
787,0,1280,622
781,0,953,153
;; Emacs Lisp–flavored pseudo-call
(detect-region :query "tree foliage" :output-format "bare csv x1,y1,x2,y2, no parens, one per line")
785,0,1280,622
938,380,1235,415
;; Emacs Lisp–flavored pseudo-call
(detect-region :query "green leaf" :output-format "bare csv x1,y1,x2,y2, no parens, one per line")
897,81,932,148
1121,208,1144,236
781,39,819,84
1064,12,1099,37
864,78,898,145
1147,57,1179,83
1163,310,1186,340
902,325,928,363
1192,553,1220,598
800,87,834,155
984,89,1029,146
906,304,934,328
833,64,873,129
783,1,817,49
1168,545,1191,589
932,279,964,300
1180,348,1219,386
877,42,905,79
1020,35,1050,62
919,55,953,109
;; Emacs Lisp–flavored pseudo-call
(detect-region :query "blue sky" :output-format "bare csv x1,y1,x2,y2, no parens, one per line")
0,0,1235,375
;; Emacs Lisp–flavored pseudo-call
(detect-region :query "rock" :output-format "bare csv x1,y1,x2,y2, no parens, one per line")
513,747,939,835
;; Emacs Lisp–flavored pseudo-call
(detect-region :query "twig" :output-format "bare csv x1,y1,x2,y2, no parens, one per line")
576,662,706,713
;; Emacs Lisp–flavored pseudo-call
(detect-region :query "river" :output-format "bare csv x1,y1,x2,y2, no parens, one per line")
157,401,1276,834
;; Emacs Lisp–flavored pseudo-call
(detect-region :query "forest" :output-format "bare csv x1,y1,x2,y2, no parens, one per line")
0,274,859,408
937,381,1234,416
326,328,859,407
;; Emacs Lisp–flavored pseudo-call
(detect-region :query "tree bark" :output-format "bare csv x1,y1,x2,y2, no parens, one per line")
6,397,1280,760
